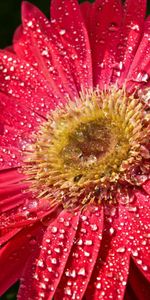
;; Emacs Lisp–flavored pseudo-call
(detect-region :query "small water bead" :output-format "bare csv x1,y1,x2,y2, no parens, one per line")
109,227,115,235
78,268,86,276
132,250,139,257
40,283,46,289
84,251,90,257
135,71,149,83
142,265,148,271
90,224,98,231
59,29,66,35
116,247,126,253
96,282,102,289
137,259,143,265
128,206,138,213
77,239,83,246
45,239,51,243
130,24,140,31
84,240,93,246
81,215,87,221
64,287,72,296
37,259,44,267
54,247,61,253
51,226,58,233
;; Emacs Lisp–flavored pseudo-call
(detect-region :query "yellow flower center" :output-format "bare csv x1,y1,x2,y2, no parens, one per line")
23,87,148,208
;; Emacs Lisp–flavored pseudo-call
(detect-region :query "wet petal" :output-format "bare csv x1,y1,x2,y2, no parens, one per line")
0,224,41,296
114,0,147,86
55,206,103,300
18,210,80,300
0,92,43,169
130,190,150,282
50,0,93,90
14,2,78,99
85,0,123,88
127,258,150,300
80,1,92,33
0,51,61,117
126,16,150,91
86,205,130,300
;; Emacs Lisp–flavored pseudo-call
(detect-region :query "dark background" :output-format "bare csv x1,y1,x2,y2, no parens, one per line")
0,0,150,299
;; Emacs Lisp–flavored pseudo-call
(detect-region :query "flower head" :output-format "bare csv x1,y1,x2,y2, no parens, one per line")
0,1,150,299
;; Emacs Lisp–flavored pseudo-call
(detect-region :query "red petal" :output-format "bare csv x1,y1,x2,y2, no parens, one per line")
126,16,150,91
127,258,150,300
0,92,44,168
0,224,41,296
18,210,80,300
142,180,150,195
86,205,130,300
87,0,123,88
114,0,147,86
0,169,26,212
80,1,92,33
14,2,79,99
130,190,150,282
50,0,93,91
0,51,60,117
55,206,103,300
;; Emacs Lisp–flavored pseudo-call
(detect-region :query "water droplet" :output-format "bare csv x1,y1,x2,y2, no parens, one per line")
64,287,72,296
90,224,98,231
116,247,126,253
96,282,102,289
132,250,138,257
59,29,66,35
109,227,115,235
51,258,57,264
51,226,58,233
142,265,148,271
84,240,93,246
70,269,76,278
37,259,44,267
135,71,149,83
78,267,86,276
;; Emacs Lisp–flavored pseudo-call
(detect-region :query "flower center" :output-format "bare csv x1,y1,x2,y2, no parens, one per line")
23,88,149,208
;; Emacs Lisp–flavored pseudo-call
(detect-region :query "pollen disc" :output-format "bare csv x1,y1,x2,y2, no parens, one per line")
23,88,149,208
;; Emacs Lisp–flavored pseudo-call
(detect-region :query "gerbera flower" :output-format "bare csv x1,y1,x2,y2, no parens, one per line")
0,0,150,299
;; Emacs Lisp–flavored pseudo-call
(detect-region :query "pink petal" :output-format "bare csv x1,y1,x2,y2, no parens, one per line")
86,205,130,300
18,210,80,300
114,0,147,86
126,16,150,91
142,180,150,195
50,0,93,91
0,145,21,169
127,258,150,300
0,224,41,296
0,168,58,234
55,206,103,300
14,2,78,100
0,51,61,117
0,92,44,168
130,190,150,282
0,228,21,247
80,1,92,33
86,0,123,88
